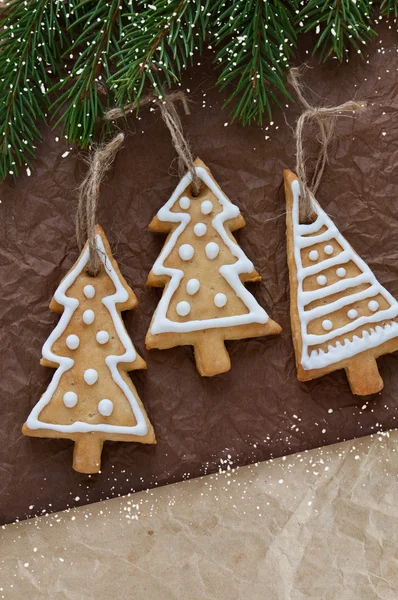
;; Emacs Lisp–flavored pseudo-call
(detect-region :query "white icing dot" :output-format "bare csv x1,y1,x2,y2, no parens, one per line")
186,278,200,295
368,300,379,312
205,242,220,260
83,309,95,324
96,330,110,344
347,309,358,320
178,244,194,261
214,293,227,308
83,284,95,299
309,250,319,261
194,222,207,237
322,319,333,331
336,268,346,278
324,245,334,255
98,399,113,417
63,391,78,408
317,275,327,286
201,200,213,215
84,369,98,385
66,334,80,350
179,196,190,210
176,301,191,317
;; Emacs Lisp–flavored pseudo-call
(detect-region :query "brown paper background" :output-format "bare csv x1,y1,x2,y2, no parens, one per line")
1,430,397,599
1,24,398,525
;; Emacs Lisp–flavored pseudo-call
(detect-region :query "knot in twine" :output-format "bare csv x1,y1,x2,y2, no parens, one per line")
288,67,366,223
76,132,125,276
105,91,201,196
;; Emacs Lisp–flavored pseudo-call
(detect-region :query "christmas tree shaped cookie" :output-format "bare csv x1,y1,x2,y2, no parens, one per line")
23,226,155,473
284,170,398,395
146,158,281,376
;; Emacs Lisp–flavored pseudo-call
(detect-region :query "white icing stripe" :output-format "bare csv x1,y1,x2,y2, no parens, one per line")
304,321,398,369
305,307,398,345
303,285,381,323
149,166,268,334
290,178,398,370
300,251,351,277
301,273,372,306
298,227,339,248
26,234,148,436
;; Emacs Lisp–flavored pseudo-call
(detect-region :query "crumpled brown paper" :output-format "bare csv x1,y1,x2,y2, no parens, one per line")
1,430,397,599
1,23,397,525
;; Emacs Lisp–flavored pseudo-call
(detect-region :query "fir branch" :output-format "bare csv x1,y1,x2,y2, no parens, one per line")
111,0,210,106
379,0,398,18
300,0,377,62
0,0,70,179
212,0,298,125
51,0,131,147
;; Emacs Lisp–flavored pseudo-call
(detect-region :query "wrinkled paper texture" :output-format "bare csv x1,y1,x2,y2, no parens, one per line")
0,24,397,524
1,431,397,599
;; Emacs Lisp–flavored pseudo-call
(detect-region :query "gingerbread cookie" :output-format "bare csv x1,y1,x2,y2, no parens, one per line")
23,225,155,473
145,158,281,376
284,169,398,395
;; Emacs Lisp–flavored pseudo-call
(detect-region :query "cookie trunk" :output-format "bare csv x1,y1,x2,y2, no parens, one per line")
73,435,104,474
194,333,231,376
345,356,384,396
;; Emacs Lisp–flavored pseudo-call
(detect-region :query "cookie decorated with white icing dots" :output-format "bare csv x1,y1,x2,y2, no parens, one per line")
23,225,156,474
284,169,398,396
146,158,281,376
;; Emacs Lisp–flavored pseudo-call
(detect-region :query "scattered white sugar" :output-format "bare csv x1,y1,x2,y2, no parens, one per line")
75,496,80,501
354,455,360,460
26,167,31,176
322,429,326,434
24,562,29,568
61,151,70,158
278,479,283,484
362,404,367,410
328,408,333,414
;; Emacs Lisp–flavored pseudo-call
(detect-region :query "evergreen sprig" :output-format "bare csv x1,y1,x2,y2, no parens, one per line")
0,0,394,181
0,0,70,179
380,0,398,18
112,0,210,107
300,0,376,62
51,0,131,146
212,0,298,124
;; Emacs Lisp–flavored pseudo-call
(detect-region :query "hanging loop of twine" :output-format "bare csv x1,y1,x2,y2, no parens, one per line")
105,91,201,196
76,132,125,276
288,67,366,223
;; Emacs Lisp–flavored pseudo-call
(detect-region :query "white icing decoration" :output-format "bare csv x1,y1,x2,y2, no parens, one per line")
214,293,227,308
63,391,78,408
176,301,191,316
149,166,268,334
83,309,95,324
66,334,79,350
368,300,379,312
179,196,190,210
309,250,319,261
201,200,213,215
324,245,334,255
205,242,220,260
186,278,200,295
194,222,207,237
98,399,113,417
322,319,333,331
317,275,327,286
178,244,194,261
25,233,148,436
83,284,95,299
84,368,98,385
347,309,358,319
290,178,398,371
96,330,109,344
336,268,346,278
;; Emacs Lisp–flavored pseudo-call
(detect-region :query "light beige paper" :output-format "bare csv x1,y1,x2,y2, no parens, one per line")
1,430,397,600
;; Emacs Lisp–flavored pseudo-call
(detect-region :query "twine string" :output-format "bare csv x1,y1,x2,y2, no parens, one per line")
288,67,366,222
76,132,125,276
105,91,200,195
